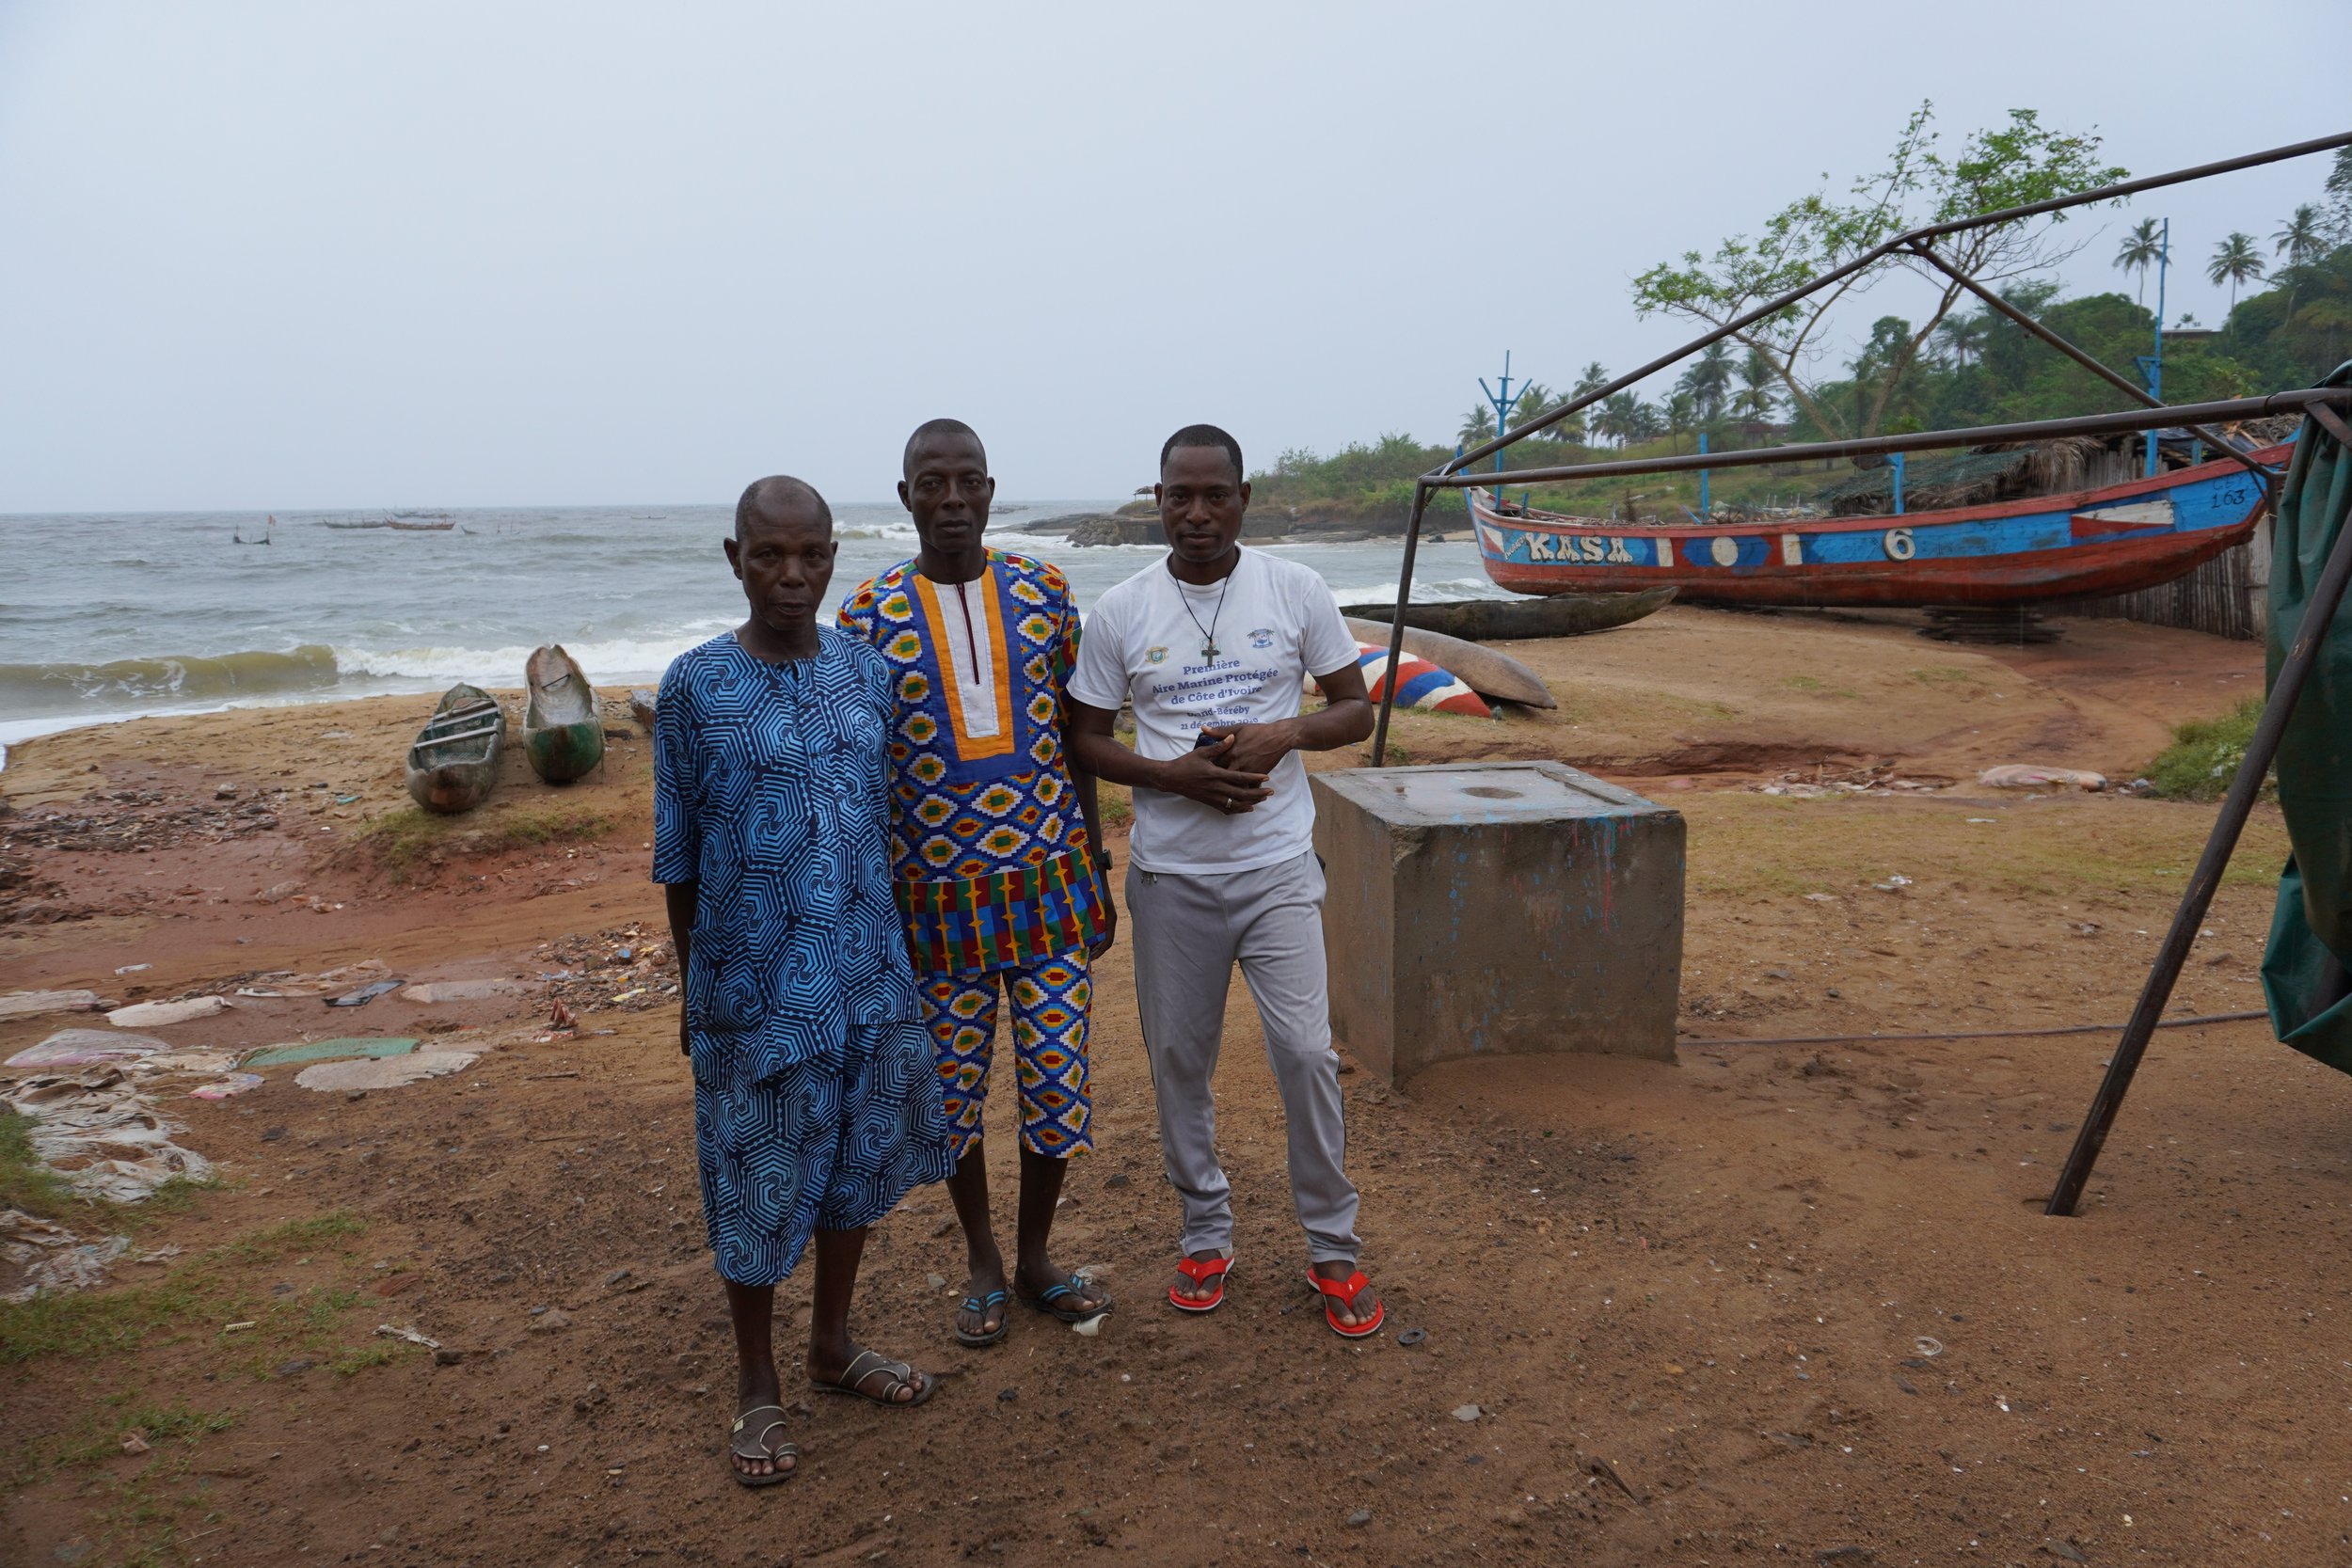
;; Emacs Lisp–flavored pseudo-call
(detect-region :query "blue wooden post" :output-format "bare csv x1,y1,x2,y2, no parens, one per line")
1697,431,1710,516
1891,451,1906,516
1477,352,1525,481
2146,218,2169,478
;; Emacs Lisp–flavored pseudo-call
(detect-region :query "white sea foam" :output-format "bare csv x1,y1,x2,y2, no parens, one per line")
328,622,736,686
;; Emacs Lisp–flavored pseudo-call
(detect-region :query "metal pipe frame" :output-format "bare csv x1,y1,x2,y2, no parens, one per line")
1421,388,2346,490
1369,132,2352,767
2045,400,2352,1215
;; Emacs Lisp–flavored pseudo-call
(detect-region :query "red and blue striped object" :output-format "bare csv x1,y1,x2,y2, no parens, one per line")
1347,641,1491,718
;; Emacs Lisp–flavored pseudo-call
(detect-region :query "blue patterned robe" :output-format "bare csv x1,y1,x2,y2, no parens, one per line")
653,628,952,1282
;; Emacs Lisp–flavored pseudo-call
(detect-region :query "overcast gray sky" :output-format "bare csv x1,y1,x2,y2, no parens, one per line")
3,1,2344,513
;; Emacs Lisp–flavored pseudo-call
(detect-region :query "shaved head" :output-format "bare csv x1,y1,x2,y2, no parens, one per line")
734,474,832,541
902,418,986,479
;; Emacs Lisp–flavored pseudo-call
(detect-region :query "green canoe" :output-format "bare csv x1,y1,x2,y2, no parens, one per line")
405,684,506,814
523,644,605,784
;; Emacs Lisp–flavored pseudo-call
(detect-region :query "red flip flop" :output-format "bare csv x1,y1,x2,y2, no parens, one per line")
1168,1255,1231,1314
1307,1269,1386,1338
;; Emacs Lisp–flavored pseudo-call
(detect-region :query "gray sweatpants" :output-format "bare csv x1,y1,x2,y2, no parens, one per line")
1126,850,1361,1263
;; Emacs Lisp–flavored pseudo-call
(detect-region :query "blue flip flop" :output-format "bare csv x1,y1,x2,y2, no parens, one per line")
1018,1275,1112,1325
955,1288,1009,1347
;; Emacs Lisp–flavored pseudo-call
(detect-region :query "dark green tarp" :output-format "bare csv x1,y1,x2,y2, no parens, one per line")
2261,362,2352,1071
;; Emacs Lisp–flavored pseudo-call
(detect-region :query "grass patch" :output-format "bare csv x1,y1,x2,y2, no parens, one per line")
2146,696,2266,802
0,1211,366,1364
0,1107,78,1220
1909,665,1985,688
1684,792,2292,900
360,800,613,872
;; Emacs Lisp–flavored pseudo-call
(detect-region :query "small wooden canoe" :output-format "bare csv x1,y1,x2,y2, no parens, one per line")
1340,585,1676,641
1339,617,1555,709
523,644,605,784
405,684,506,814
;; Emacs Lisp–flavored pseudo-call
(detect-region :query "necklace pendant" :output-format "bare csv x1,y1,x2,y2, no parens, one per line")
1202,640,1218,660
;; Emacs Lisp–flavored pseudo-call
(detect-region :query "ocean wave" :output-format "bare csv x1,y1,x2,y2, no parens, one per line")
0,645,342,714
328,624,736,686
1318,577,1510,606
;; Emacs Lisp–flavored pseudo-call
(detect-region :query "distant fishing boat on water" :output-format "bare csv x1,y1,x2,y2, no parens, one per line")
232,514,274,546
1468,441,2288,608
320,516,456,531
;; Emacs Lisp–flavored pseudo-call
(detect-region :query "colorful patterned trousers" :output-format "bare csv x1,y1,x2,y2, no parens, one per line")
920,952,1093,1159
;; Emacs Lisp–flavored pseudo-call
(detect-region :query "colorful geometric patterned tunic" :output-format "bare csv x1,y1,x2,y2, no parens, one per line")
651,629,923,1083
837,550,1108,977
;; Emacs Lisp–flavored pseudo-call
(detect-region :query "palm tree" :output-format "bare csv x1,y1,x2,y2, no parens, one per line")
2275,205,2328,267
1732,351,1780,426
1510,382,1555,438
1572,361,1611,400
1458,404,1496,446
1676,343,1734,424
2207,232,2267,325
1595,392,1647,449
1933,311,1987,370
2114,218,2164,304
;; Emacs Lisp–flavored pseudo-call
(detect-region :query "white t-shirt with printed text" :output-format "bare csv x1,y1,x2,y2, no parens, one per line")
1069,547,1359,875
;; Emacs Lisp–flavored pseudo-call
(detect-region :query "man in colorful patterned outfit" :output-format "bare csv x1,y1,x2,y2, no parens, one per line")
837,419,1116,1343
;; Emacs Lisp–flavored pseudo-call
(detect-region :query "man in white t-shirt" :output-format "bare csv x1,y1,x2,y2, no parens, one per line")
1068,423,1386,1338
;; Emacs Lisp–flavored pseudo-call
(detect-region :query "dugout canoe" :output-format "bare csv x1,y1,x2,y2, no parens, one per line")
405,684,506,814
1466,442,2289,608
1339,617,1554,709
523,645,605,784
1339,586,1676,641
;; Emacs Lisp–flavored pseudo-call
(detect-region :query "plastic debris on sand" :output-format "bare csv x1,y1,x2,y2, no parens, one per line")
295,1051,478,1092
2,1068,214,1202
244,1037,417,1069
2,1210,132,1304
6,1030,171,1069
106,996,231,1028
402,979,531,1004
0,990,103,1022
188,1073,266,1101
1978,764,2106,791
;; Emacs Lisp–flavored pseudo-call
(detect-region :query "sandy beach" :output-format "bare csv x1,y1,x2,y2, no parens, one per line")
5,604,2343,1566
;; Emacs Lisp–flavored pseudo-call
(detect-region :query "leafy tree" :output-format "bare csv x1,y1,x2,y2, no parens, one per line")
1458,404,1496,446
1629,103,2125,438
1732,350,1781,424
1664,390,1698,451
2114,216,2164,303
2207,231,2266,319
1509,381,1555,438
2327,148,2352,243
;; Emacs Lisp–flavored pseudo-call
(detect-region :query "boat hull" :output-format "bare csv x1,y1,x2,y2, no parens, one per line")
1341,586,1676,641
1470,447,2281,609
405,684,505,815
1338,618,1554,708
524,645,605,784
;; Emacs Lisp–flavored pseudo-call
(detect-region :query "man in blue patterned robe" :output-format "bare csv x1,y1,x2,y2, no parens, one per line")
655,475,956,1486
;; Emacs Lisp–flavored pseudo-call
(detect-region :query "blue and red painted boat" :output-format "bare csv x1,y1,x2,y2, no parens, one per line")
1470,443,2288,608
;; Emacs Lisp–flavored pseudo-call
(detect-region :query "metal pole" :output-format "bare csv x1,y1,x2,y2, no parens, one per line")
2046,402,2352,1216
1698,431,1709,516
1891,451,1906,515
1906,240,2265,477
1422,388,2352,491
1370,481,1434,768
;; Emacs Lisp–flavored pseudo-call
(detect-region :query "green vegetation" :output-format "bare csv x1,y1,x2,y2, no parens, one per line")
2145,697,2267,801
0,1211,365,1363
360,800,612,873
1,1107,77,1219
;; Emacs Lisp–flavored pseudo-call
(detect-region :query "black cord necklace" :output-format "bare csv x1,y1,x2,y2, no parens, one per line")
1177,562,1233,661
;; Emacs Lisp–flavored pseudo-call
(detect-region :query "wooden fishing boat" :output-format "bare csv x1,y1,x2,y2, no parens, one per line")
1339,617,1554,709
384,518,455,531
405,685,506,814
1467,443,2288,608
523,644,605,784
1340,586,1676,641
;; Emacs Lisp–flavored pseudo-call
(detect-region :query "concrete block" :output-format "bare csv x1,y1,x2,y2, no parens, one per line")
1311,761,1684,1083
